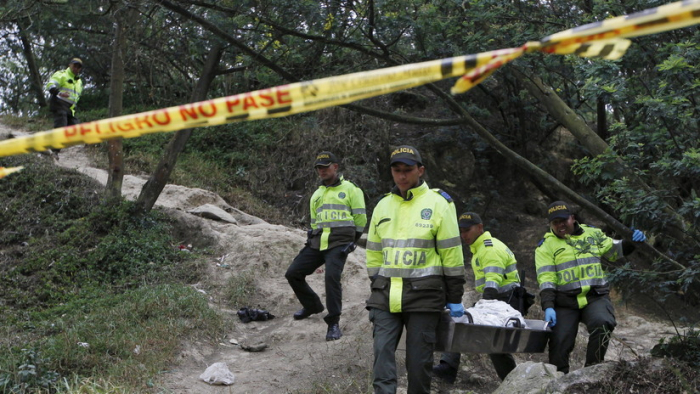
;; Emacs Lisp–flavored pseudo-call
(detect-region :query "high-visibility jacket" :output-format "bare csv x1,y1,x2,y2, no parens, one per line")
471,231,520,299
308,175,366,251
365,181,465,313
45,68,83,116
535,224,624,309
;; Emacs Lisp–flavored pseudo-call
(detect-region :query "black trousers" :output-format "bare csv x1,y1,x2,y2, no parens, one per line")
439,351,516,381
370,308,439,394
285,245,347,325
548,295,617,373
51,109,79,153
52,109,79,128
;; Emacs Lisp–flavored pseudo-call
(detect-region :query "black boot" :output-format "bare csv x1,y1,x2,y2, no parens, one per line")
326,323,342,341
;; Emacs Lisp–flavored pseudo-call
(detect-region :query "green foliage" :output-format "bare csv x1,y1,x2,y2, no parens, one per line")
651,328,700,368
0,348,59,393
0,285,223,392
0,154,203,308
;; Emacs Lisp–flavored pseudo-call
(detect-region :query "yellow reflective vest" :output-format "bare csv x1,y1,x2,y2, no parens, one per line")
46,68,83,116
535,224,624,309
365,181,465,313
308,176,366,251
471,231,520,298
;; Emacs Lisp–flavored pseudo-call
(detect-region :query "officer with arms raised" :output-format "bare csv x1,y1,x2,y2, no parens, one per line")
434,212,528,383
285,151,366,341
366,145,465,394
535,201,647,373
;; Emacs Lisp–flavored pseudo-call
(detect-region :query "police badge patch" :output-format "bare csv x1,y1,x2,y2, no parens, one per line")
338,192,346,199
420,208,432,220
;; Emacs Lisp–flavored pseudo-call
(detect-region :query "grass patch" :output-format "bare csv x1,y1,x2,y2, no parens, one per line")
0,153,224,392
222,270,256,307
0,285,224,392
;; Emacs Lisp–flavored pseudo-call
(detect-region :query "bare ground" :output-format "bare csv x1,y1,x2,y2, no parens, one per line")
0,121,686,394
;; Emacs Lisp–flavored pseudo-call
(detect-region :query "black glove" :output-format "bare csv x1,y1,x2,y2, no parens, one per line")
49,87,59,96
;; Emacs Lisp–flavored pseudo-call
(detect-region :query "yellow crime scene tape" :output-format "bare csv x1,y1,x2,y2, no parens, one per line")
0,0,698,179
0,166,24,179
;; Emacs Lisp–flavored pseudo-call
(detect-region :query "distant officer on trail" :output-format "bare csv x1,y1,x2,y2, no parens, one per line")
535,201,647,373
285,151,366,341
45,57,84,155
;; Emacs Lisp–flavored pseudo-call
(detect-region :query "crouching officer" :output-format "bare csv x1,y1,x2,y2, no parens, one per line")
366,145,465,394
285,152,366,341
535,201,647,373
434,212,529,383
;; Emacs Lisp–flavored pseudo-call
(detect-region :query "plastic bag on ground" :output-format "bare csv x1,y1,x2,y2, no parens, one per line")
199,362,235,385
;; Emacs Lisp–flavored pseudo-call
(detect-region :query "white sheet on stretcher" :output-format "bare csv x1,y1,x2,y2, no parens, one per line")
452,299,526,328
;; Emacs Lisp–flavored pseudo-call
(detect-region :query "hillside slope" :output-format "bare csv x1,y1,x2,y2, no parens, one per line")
0,122,683,393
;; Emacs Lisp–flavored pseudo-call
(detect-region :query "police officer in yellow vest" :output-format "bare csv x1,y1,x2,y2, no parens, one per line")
433,212,522,383
285,152,366,341
46,58,84,128
535,201,647,373
366,145,465,394
45,57,84,155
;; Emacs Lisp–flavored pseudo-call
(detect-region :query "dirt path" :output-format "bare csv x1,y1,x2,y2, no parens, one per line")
0,121,684,393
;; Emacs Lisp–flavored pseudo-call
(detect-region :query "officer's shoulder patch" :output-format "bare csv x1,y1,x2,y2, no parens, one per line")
537,238,545,247
483,239,494,247
432,188,453,203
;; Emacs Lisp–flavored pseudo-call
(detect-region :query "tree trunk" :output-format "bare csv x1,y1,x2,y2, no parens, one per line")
423,84,684,270
105,7,136,203
135,43,224,213
16,19,46,108
510,66,690,243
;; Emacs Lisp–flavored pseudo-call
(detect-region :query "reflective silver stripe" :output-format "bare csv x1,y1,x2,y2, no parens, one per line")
316,204,352,213
504,265,517,274
540,282,556,290
316,220,355,228
485,280,499,288
367,241,382,251
352,208,366,214
555,256,600,271
537,265,557,274
444,266,466,276
475,278,485,287
557,278,608,292
498,282,519,293
356,226,365,232
381,238,435,249
484,266,505,275
310,218,316,224
378,265,444,278
437,236,461,249
367,267,380,276
58,88,79,104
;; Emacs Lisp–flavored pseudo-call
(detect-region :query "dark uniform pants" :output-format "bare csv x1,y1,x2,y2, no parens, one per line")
285,245,347,325
549,295,616,373
440,351,516,381
52,109,79,129
369,308,439,394
51,109,79,154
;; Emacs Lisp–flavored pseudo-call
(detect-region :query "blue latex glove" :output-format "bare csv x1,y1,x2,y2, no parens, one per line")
545,308,557,327
446,303,464,317
632,229,646,242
